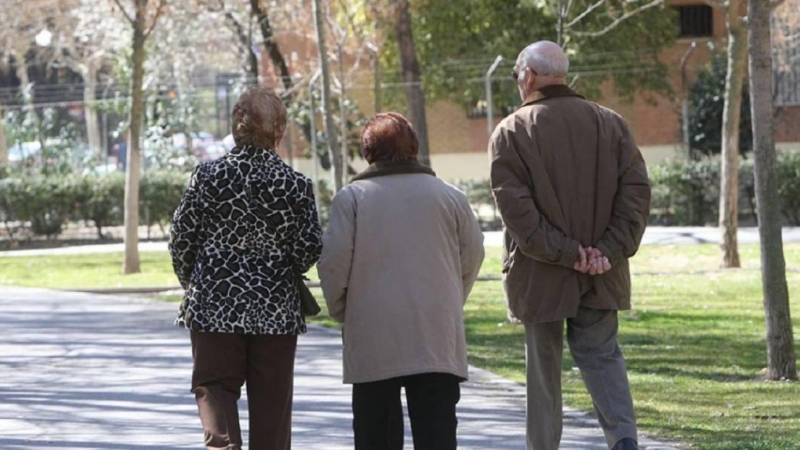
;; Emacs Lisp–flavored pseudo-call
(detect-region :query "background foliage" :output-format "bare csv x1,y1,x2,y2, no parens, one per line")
689,52,753,156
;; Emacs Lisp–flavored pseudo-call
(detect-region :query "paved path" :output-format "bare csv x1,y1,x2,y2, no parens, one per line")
0,287,677,449
2,227,799,257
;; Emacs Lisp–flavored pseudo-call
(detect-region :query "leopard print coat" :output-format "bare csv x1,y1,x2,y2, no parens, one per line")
169,145,322,335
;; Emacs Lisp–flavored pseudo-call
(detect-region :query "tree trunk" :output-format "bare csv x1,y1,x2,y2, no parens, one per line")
338,46,349,183
0,100,7,166
393,0,430,167
719,0,746,268
312,0,343,192
221,6,259,86
83,64,103,161
249,0,292,92
14,54,34,117
556,0,566,47
14,54,43,152
373,55,382,114
123,0,148,275
748,0,797,381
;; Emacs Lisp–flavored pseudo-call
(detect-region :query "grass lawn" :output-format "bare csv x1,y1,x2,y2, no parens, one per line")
2,244,800,449
466,244,800,450
0,252,178,289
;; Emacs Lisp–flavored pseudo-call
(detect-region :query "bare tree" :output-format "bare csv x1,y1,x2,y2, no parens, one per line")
748,0,797,381
551,0,665,48
707,0,793,268
326,0,379,181
701,0,746,268
313,0,344,191
0,0,55,149
50,0,127,160
212,0,260,84
113,0,167,275
391,0,430,167
250,0,294,92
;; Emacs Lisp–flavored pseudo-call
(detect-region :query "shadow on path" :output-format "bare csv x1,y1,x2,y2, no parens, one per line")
0,287,672,449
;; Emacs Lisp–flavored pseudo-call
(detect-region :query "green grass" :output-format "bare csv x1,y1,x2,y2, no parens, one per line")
465,244,800,450
0,252,177,289
2,244,800,449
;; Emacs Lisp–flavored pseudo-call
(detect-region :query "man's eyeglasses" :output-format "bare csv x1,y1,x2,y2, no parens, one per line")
512,67,537,81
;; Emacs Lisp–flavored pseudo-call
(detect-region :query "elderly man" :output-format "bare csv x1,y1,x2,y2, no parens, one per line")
488,41,650,450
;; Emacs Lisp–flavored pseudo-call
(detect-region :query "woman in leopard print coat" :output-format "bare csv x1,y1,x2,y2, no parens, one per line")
169,87,322,450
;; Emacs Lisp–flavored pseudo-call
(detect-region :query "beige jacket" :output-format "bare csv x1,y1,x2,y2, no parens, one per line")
489,85,651,324
318,161,485,384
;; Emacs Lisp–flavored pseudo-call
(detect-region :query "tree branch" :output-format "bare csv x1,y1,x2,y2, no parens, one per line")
112,0,134,24
771,0,787,10
572,0,663,38
217,0,259,82
144,0,167,39
249,0,293,91
567,0,607,29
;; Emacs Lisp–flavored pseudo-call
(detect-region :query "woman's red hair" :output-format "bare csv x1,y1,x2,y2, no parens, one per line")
360,112,419,164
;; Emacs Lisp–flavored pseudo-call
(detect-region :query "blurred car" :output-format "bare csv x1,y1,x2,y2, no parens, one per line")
172,131,229,162
7,139,90,167
7,141,42,163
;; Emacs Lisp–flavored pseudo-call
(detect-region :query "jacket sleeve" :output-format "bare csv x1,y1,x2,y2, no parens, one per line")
594,121,651,263
489,125,581,269
290,180,323,274
169,166,206,289
318,188,356,323
457,194,485,304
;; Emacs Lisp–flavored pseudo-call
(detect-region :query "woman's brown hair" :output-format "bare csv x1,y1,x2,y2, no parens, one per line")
360,112,419,164
231,87,287,149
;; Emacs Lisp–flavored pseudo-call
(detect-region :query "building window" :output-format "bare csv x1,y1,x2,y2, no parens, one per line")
675,5,713,37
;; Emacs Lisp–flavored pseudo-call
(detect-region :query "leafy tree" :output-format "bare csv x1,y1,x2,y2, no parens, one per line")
379,0,676,114
688,53,752,157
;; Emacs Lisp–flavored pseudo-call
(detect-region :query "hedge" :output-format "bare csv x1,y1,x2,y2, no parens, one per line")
651,153,800,226
1,152,798,241
0,171,188,241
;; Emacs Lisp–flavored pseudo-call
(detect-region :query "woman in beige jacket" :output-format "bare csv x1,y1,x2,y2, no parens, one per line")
318,112,485,450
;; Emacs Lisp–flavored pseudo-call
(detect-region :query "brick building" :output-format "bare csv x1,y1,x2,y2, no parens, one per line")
267,0,799,182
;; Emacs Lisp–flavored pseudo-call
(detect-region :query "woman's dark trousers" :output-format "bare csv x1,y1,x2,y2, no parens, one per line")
352,372,461,450
191,331,297,450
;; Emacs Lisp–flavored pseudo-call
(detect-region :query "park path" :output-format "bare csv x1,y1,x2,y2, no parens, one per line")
0,287,677,450
2,226,799,257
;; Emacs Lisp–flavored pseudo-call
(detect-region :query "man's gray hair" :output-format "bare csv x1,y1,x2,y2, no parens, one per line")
516,41,569,78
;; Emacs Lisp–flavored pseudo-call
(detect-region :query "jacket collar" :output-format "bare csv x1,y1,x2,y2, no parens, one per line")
521,84,585,108
351,160,436,182
230,145,278,162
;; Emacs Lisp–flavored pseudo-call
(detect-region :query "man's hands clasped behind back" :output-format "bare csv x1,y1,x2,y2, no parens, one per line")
573,246,612,275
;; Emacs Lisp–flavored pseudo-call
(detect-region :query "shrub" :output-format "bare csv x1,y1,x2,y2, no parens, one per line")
140,171,191,236
648,154,800,226
74,173,126,239
0,177,27,240
0,171,190,241
648,157,721,226
18,176,80,238
777,151,800,225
